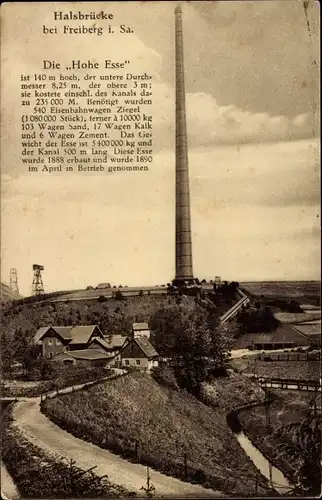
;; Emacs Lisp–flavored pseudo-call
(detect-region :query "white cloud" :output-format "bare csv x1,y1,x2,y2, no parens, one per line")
1,138,320,294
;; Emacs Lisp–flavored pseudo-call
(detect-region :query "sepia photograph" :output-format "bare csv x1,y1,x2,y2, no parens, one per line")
1,1,320,498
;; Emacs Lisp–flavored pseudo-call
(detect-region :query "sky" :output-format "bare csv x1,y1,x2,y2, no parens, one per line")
1,1,320,295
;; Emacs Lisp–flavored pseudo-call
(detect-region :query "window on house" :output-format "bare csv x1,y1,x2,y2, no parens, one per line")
125,360,130,365
47,339,53,345
136,359,140,365
56,339,62,345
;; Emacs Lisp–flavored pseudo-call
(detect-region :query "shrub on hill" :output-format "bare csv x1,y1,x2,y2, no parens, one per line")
237,305,280,333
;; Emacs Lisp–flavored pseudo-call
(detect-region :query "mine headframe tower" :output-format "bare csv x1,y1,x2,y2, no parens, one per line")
32,264,44,295
9,268,19,294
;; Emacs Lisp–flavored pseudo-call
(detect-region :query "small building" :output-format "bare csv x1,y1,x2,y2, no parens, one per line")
96,283,111,289
34,325,104,359
234,323,313,350
51,349,112,367
88,335,126,366
120,336,159,370
132,322,150,339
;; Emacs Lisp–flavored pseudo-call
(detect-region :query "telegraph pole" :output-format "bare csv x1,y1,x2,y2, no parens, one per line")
264,388,271,432
264,388,273,488
141,466,155,497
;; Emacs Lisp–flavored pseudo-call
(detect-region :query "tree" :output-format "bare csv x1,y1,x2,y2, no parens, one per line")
275,413,321,496
237,305,279,333
0,332,15,376
13,328,31,364
115,290,124,300
150,306,233,395
21,344,42,374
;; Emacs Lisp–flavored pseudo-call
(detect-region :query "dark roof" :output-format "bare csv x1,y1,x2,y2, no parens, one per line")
133,336,158,358
34,325,102,345
67,349,112,360
132,322,149,330
102,335,127,349
69,325,102,344
34,326,72,343
34,327,51,344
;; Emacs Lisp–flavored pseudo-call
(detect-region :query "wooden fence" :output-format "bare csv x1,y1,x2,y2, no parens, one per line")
255,375,321,392
257,351,320,362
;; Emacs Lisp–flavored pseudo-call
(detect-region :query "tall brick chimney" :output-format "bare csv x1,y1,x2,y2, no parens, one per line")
174,4,194,285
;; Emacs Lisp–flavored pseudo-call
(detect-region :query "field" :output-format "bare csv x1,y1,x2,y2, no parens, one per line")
239,390,320,491
244,360,320,381
293,322,321,335
241,281,320,304
273,312,321,324
42,371,272,496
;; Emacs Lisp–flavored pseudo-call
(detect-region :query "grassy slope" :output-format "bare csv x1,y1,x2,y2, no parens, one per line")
43,371,272,496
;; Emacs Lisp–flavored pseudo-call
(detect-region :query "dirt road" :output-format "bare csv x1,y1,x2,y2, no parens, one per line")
13,398,223,498
1,462,20,500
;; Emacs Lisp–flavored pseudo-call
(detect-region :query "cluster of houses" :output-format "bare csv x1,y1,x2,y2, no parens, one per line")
34,322,159,371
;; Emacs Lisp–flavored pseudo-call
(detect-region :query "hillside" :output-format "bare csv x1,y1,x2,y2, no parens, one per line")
0,282,22,303
1,284,241,368
0,294,200,367
42,371,271,496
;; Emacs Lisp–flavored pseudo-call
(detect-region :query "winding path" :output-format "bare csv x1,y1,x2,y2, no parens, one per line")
1,462,20,500
12,392,222,498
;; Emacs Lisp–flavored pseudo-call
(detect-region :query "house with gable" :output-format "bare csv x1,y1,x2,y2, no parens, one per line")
68,325,104,350
89,334,126,355
34,326,73,359
34,325,104,359
88,334,127,366
120,335,159,370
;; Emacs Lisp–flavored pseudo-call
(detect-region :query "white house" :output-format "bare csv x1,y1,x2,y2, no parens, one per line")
120,336,159,371
132,322,150,339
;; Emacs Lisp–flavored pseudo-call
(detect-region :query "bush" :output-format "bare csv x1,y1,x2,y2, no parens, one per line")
151,365,179,390
115,290,124,301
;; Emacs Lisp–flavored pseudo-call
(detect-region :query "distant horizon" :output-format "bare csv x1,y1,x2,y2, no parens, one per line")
2,277,321,299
